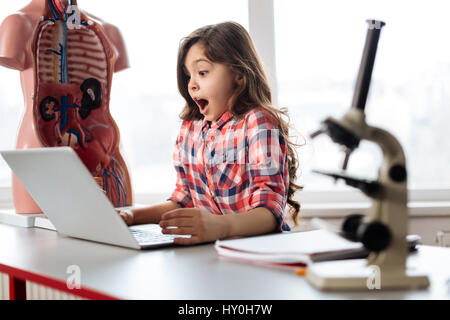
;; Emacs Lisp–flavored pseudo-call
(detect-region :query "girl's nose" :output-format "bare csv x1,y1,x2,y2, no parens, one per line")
189,78,198,91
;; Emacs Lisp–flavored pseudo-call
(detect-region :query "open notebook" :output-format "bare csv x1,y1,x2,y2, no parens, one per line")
215,229,420,269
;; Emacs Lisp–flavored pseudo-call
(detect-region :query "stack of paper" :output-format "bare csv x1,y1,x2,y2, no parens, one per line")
215,229,367,269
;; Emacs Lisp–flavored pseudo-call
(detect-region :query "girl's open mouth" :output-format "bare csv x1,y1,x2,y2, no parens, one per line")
194,98,209,112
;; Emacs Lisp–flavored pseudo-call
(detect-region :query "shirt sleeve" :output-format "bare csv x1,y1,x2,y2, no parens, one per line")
246,109,290,231
168,123,194,208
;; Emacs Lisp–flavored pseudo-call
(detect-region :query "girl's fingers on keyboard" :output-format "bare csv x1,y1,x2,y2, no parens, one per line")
117,210,133,225
159,217,193,228
161,226,194,236
172,236,200,245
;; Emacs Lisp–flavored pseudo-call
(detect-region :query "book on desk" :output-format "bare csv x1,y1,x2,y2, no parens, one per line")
215,229,421,269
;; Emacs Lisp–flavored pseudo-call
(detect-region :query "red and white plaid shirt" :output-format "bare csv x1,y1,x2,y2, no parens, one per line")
168,106,290,231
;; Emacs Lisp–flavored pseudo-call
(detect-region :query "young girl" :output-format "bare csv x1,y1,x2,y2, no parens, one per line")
119,21,302,245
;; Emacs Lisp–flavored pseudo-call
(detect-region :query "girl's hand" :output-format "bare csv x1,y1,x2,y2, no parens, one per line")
117,209,134,226
159,208,230,245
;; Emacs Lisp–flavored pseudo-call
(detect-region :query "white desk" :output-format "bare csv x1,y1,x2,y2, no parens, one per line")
0,223,449,300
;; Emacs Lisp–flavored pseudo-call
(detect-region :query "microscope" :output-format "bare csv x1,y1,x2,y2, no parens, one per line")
305,20,430,290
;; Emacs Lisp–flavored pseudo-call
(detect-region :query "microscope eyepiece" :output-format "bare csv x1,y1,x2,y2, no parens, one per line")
351,19,386,112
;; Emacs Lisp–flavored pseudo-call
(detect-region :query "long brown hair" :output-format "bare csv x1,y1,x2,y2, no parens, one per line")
176,21,303,226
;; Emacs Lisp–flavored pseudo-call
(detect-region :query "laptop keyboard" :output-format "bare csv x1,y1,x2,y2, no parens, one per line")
130,225,190,244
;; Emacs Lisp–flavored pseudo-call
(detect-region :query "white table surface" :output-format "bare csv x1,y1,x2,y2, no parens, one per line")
1,223,449,300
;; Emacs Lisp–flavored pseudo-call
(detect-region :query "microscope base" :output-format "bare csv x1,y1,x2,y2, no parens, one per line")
306,259,429,291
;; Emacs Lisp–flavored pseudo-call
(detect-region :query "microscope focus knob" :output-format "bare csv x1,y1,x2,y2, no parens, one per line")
357,221,392,252
342,214,365,241
342,214,392,252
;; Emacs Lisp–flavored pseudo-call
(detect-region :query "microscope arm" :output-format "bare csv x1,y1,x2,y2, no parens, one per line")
363,125,407,185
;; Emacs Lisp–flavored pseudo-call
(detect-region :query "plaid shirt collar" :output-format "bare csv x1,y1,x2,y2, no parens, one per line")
201,110,235,132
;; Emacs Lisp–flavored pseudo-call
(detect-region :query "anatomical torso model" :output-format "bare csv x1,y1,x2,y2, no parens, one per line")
0,0,133,213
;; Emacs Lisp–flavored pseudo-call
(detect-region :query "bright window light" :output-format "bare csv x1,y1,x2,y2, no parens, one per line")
274,0,450,190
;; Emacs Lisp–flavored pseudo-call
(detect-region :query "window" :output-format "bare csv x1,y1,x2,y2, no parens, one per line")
274,0,450,191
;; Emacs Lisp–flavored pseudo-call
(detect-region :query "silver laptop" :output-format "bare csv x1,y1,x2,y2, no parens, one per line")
0,147,189,250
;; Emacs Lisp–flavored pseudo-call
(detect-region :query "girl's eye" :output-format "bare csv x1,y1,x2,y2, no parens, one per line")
199,71,208,76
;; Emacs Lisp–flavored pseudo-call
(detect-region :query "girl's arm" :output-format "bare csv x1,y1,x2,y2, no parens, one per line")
159,206,278,245
224,207,278,238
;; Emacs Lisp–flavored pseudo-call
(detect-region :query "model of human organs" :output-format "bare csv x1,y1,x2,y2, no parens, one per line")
0,0,133,213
